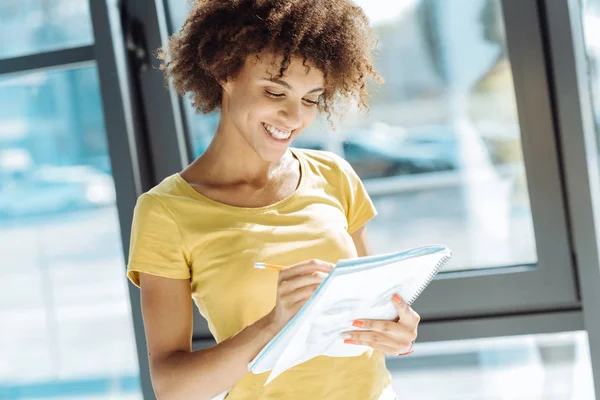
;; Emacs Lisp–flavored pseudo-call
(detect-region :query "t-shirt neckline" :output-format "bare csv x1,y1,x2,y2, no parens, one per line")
174,147,306,213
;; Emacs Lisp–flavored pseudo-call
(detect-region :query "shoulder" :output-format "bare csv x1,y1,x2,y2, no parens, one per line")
292,147,343,164
133,174,191,217
293,147,358,181
130,176,190,248
146,173,188,198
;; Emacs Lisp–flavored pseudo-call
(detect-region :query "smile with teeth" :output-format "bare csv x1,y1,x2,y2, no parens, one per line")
263,122,292,140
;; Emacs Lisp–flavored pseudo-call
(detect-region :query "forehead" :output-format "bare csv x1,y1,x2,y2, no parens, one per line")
244,51,325,86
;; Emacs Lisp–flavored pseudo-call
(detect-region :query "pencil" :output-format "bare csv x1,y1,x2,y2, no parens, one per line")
254,262,285,271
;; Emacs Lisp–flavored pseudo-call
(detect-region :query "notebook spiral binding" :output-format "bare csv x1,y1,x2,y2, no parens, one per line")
407,254,452,305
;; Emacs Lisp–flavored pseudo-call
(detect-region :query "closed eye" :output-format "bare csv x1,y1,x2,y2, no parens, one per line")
264,90,319,106
265,90,285,98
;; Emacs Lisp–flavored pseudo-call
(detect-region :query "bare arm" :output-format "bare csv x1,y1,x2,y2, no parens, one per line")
138,259,334,400
139,273,277,400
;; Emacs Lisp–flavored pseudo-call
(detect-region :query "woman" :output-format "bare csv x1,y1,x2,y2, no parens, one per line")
126,0,420,398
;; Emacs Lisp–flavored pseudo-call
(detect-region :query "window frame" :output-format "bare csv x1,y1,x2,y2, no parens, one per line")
0,0,154,397
406,0,582,320
88,1,156,398
542,0,600,393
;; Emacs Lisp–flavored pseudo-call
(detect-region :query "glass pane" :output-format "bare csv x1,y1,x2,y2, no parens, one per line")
0,0,93,59
168,0,537,271
0,67,141,399
167,0,219,158
168,0,193,33
582,1,600,153
387,331,594,399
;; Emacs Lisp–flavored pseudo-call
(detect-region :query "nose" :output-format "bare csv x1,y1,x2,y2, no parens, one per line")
277,100,303,130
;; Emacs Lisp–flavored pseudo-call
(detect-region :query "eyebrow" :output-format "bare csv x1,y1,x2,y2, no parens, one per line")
263,77,325,94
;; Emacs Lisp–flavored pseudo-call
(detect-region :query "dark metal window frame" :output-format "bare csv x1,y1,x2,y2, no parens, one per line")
542,0,600,394
0,46,95,75
0,0,155,398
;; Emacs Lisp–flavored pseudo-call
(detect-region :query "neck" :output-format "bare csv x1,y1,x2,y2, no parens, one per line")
190,113,290,188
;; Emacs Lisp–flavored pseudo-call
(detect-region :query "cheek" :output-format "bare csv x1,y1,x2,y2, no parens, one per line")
231,90,258,112
230,92,271,126
250,101,279,127
302,107,319,126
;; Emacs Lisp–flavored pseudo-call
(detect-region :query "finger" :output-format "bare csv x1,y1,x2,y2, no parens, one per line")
342,330,396,348
352,319,401,335
284,283,321,306
393,294,420,327
345,339,399,356
357,318,419,346
279,272,327,295
343,329,416,350
399,340,416,354
279,259,334,280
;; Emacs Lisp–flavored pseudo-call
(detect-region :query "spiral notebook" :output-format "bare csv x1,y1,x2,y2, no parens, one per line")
248,244,452,385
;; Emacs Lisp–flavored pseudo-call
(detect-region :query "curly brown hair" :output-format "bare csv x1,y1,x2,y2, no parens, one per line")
158,0,382,122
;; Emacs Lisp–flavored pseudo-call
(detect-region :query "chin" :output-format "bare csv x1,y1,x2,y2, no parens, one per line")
256,123,297,161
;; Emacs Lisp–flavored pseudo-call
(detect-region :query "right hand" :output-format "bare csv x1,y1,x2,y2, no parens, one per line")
266,259,335,332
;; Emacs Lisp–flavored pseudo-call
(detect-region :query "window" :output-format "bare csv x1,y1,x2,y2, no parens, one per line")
0,0,93,59
582,0,600,149
167,0,221,162
0,67,141,398
388,331,594,399
312,0,532,271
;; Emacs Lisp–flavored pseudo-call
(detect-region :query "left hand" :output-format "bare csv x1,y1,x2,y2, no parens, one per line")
341,294,419,356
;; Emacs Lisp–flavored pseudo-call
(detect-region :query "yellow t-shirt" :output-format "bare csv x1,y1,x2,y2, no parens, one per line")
126,148,392,399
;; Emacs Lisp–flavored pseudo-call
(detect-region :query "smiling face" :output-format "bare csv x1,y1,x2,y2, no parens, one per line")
221,52,326,162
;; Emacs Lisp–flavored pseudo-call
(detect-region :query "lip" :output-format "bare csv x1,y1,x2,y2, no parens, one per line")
263,122,293,145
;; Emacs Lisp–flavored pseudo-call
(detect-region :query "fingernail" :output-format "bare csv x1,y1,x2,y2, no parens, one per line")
352,320,364,328
344,339,354,344
392,294,402,304
340,333,352,339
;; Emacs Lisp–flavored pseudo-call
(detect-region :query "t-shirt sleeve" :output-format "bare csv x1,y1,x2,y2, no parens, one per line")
335,154,378,234
126,193,191,288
